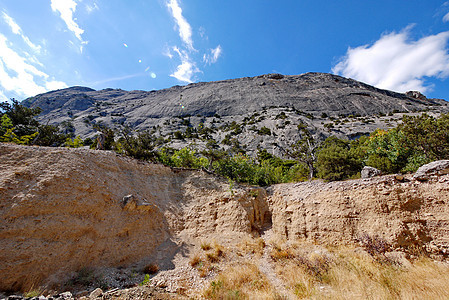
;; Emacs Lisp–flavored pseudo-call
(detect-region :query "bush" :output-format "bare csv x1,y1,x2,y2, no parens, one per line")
170,147,208,169
316,136,361,181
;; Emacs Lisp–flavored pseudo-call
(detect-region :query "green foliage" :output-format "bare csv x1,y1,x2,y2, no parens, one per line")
316,136,361,181
139,274,150,286
287,125,320,180
0,99,41,136
170,147,208,169
399,113,449,163
34,124,68,146
258,126,271,135
213,154,259,184
121,129,157,161
93,124,116,150
0,114,38,144
65,135,84,148
363,129,410,173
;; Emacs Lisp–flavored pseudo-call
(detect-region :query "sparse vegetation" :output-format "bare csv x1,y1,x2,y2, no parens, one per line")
202,263,275,299
3,100,449,185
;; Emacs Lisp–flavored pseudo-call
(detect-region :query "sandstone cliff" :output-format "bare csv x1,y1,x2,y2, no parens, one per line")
1,144,449,292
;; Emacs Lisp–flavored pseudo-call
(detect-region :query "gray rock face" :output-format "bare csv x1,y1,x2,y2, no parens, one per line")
406,91,427,100
361,166,382,179
413,160,449,181
21,72,448,156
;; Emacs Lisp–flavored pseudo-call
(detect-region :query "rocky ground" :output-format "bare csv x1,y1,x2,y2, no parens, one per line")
1,144,449,299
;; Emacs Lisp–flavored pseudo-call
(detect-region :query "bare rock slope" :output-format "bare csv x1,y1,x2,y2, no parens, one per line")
1,144,449,292
21,73,449,155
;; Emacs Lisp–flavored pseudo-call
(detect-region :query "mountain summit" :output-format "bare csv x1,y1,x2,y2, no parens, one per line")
22,72,448,155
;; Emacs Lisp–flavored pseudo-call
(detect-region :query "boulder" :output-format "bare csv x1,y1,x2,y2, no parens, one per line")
413,160,449,181
88,288,103,299
406,91,427,100
361,166,381,179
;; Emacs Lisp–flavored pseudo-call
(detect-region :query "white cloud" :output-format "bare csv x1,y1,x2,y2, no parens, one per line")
170,46,198,83
2,12,20,35
51,0,85,42
203,45,222,65
166,0,194,51
0,33,67,99
2,12,41,53
163,46,174,59
332,27,449,93
86,2,99,14
444,12,449,22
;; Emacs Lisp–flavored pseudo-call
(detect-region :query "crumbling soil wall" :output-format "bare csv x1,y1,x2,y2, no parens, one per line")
268,176,449,254
0,144,267,291
1,144,449,292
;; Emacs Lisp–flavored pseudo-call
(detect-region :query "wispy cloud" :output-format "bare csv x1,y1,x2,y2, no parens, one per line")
203,45,222,65
332,27,449,93
444,12,449,22
51,0,85,42
170,46,198,83
86,2,99,14
166,0,194,51
90,73,144,86
0,33,67,99
164,0,221,83
2,12,41,53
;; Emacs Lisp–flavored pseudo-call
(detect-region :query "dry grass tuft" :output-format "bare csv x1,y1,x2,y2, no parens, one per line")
239,237,266,256
142,263,159,275
203,263,276,299
201,241,212,251
271,242,449,299
206,243,225,263
189,253,202,268
270,245,294,261
190,243,226,278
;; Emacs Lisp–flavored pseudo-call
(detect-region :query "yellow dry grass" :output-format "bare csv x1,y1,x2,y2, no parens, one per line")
202,262,277,300
272,242,449,300
238,236,266,256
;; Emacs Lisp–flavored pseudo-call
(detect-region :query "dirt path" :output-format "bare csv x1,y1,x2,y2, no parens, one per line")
258,229,296,300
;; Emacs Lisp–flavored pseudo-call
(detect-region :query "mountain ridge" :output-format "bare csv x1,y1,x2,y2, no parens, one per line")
21,72,449,155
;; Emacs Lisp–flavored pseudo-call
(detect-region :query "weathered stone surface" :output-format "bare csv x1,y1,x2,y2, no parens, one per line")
361,166,381,178
406,90,427,100
21,73,448,157
413,160,449,181
88,288,102,299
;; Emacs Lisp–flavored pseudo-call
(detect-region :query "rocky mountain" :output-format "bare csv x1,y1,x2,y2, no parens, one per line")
22,72,449,155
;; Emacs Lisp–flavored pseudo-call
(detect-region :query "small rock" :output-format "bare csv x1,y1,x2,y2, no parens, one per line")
361,166,381,179
384,251,412,268
58,292,72,299
413,160,449,181
395,174,404,181
88,288,103,299
75,290,88,298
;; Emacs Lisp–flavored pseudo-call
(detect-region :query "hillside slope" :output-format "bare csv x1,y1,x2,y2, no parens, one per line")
1,143,449,294
21,73,449,155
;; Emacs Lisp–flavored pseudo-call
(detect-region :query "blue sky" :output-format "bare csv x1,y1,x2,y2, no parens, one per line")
1,0,449,102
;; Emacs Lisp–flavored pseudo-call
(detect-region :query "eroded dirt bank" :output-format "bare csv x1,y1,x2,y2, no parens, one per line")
1,143,449,293
0,144,267,292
